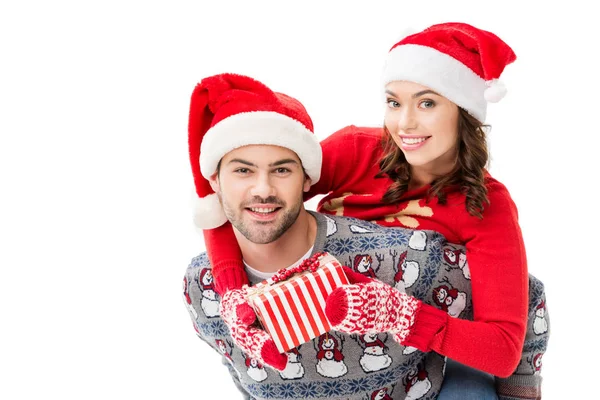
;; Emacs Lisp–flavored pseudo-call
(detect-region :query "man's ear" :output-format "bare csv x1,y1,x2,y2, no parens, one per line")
303,177,312,192
209,172,220,194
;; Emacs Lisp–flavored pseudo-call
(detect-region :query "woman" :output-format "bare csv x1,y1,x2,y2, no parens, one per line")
199,22,532,399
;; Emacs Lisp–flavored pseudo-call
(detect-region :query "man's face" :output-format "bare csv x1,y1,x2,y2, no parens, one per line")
210,145,311,244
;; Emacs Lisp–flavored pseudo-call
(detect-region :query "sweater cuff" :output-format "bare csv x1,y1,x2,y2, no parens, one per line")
213,263,249,295
496,374,542,400
402,303,448,352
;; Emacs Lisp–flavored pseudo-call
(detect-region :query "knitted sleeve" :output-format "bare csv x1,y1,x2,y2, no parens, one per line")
203,222,248,295
425,184,529,377
303,125,360,199
495,274,550,399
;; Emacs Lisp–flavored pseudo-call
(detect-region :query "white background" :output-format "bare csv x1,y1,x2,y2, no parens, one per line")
1,1,598,399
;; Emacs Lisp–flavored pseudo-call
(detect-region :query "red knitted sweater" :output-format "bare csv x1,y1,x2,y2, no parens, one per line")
202,125,528,376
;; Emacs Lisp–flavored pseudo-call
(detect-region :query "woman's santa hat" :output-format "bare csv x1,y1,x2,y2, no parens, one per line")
382,22,516,122
188,73,322,229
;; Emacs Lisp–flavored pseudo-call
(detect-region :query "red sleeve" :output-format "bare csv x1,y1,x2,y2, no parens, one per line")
416,184,528,377
203,222,248,295
303,125,360,201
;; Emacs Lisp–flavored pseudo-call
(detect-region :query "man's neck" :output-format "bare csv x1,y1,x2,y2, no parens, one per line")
236,210,317,273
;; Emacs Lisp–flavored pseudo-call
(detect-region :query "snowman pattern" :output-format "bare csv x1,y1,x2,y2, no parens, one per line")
531,353,543,375
215,339,234,364
533,300,548,335
443,246,471,280
350,224,376,234
404,363,432,400
324,216,337,237
393,250,420,293
314,333,348,378
433,277,467,318
244,355,268,382
356,333,393,373
408,231,427,251
369,385,395,400
279,347,305,380
197,268,219,318
352,254,378,278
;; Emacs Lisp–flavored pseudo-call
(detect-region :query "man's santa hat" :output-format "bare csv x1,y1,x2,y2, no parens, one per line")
382,22,516,122
188,73,321,229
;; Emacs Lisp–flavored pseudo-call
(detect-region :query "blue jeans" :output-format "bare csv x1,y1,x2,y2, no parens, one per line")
437,359,498,400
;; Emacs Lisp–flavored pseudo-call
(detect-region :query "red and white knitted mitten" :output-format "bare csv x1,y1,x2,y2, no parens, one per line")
325,280,420,343
220,286,288,371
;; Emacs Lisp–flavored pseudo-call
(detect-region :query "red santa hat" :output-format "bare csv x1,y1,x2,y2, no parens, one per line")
188,73,322,229
382,22,516,122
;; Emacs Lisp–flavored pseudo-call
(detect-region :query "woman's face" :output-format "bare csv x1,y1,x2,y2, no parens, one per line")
384,81,460,175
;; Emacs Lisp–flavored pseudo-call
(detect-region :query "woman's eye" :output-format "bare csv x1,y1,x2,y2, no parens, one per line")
386,99,400,108
420,100,435,108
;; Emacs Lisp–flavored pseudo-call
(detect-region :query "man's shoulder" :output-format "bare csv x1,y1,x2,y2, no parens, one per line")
318,212,444,239
318,213,387,235
314,212,455,259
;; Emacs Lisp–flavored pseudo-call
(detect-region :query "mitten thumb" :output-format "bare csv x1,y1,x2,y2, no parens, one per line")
236,302,257,326
260,340,288,371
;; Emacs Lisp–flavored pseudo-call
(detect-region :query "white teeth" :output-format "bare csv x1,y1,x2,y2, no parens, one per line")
250,207,276,213
402,137,427,144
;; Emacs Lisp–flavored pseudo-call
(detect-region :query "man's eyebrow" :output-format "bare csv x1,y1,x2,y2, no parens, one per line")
227,158,256,167
270,159,299,167
226,158,299,167
385,89,441,98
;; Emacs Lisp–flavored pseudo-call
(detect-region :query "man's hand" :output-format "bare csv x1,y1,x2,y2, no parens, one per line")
220,286,288,371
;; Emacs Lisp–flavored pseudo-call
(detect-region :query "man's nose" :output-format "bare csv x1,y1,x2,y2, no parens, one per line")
249,173,276,198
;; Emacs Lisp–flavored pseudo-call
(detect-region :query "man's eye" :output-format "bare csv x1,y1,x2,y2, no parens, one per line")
275,168,290,174
235,168,249,174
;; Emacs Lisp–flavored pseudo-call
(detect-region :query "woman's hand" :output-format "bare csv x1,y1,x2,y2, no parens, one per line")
325,277,420,344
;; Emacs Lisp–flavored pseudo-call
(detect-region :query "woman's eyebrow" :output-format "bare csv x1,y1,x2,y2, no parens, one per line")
384,89,441,98
412,89,440,98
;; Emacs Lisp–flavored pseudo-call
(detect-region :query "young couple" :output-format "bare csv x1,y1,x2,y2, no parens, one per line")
183,22,549,400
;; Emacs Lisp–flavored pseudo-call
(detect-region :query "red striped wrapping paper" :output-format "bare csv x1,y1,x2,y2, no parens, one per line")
247,254,349,353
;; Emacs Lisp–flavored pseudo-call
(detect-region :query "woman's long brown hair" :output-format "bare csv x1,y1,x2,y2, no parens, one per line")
377,108,490,218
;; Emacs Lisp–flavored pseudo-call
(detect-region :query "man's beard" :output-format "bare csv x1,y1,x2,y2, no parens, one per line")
221,195,302,244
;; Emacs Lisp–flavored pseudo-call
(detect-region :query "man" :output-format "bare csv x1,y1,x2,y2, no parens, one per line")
183,73,549,400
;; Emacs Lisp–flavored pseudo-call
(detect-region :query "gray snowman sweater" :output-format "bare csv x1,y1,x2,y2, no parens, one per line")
183,212,549,400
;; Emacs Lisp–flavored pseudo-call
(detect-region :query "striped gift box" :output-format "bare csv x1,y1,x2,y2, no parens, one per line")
247,254,349,353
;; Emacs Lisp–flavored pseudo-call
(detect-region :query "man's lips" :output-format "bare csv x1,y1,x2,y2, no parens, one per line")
245,205,282,213
244,205,283,220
